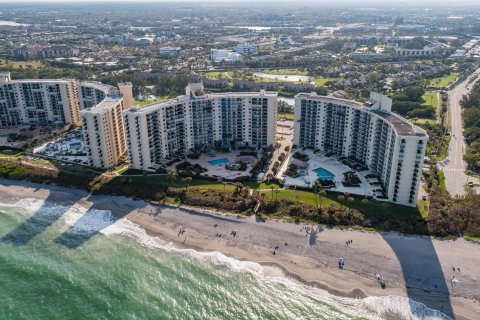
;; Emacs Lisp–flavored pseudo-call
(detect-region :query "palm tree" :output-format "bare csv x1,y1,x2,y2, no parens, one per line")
313,180,323,207
182,177,192,191
266,173,274,183
222,182,227,194
347,196,354,205
270,186,275,200
234,182,244,194
338,195,345,209
168,170,178,183
318,190,327,207
274,189,280,201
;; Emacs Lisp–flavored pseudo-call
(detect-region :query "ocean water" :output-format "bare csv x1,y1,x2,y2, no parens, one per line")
0,198,450,320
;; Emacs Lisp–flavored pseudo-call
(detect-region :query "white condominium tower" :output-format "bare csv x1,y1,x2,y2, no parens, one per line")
124,83,277,171
80,93,127,169
294,92,428,207
0,72,80,128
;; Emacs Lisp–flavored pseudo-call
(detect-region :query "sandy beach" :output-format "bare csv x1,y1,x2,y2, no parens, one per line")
0,178,479,319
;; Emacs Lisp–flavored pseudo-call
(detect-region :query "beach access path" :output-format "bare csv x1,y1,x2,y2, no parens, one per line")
0,178,479,319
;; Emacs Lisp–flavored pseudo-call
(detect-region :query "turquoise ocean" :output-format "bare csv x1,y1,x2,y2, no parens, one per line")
0,198,450,320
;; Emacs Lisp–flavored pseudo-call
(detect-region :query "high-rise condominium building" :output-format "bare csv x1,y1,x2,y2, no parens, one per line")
0,72,80,128
124,83,277,171
294,92,428,207
80,95,127,169
77,81,118,110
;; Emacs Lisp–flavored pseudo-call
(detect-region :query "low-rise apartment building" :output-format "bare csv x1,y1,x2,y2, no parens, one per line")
211,49,243,62
41,46,80,58
234,43,258,56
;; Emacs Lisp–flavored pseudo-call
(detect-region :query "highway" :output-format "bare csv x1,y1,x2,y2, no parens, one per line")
437,68,480,196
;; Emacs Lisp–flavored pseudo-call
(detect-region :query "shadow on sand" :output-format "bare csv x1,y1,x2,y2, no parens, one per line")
381,233,454,319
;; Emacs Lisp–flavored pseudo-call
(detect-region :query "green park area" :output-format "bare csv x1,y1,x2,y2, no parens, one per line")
134,95,174,107
199,70,338,86
0,59,44,70
428,72,460,89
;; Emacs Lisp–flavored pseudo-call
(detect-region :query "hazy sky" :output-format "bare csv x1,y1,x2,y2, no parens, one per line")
0,0,477,3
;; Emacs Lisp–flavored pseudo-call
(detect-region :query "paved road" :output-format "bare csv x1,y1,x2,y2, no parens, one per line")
438,69,480,196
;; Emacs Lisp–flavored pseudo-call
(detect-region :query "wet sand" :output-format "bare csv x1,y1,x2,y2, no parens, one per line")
0,178,479,319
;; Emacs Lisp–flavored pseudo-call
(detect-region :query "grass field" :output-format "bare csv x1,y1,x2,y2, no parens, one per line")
263,69,308,76
428,72,460,89
134,96,173,107
415,118,437,126
312,77,339,86
258,187,421,220
422,91,438,109
0,59,44,70
278,113,294,120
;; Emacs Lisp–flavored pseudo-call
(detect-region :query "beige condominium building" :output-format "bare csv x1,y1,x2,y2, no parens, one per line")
294,92,428,207
80,94,127,169
0,72,80,128
124,83,277,171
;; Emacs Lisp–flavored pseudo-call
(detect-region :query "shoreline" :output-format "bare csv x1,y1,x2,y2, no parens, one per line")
0,178,479,319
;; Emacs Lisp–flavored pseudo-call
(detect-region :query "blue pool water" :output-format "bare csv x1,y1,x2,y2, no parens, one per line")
313,167,335,180
0,134,9,138
208,158,229,165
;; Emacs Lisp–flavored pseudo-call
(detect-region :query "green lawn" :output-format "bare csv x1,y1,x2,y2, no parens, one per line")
114,174,421,220
418,199,429,218
199,71,308,84
415,118,436,126
428,72,460,89
259,188,421,220
278,113,294,120
312,77,339,86
0,59,44,70
134,96,173,107
263,69,309,76
422,91,438,109
198,71,228,80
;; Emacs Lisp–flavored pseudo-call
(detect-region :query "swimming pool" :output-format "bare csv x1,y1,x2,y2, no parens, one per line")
208,158,229,165
313,167,335,180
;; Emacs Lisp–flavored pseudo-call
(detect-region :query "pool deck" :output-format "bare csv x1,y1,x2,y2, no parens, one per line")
167,151,258,180
280,150,376,198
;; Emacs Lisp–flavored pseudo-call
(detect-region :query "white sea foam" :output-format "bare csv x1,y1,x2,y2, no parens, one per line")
362,296,452,320
0,197,451,320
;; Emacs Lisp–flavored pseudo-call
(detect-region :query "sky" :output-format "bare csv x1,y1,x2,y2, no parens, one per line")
0,0,476,3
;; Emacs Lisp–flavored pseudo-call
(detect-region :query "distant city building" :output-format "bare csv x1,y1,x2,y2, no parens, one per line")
41,46,80,58
396,25,425,34
123,83,277,171
11,45,41,59
395,45,438,57
211,49,243,62
293,92,428,207
277,35,294,46
234,43,258,56
0,72,80,127
159,47,181,56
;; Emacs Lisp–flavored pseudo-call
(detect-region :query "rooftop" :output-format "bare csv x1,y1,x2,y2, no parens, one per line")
81,95,123,114
127,91,278,114
295,93,426,137
79,81,117,94
371,110,427,137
